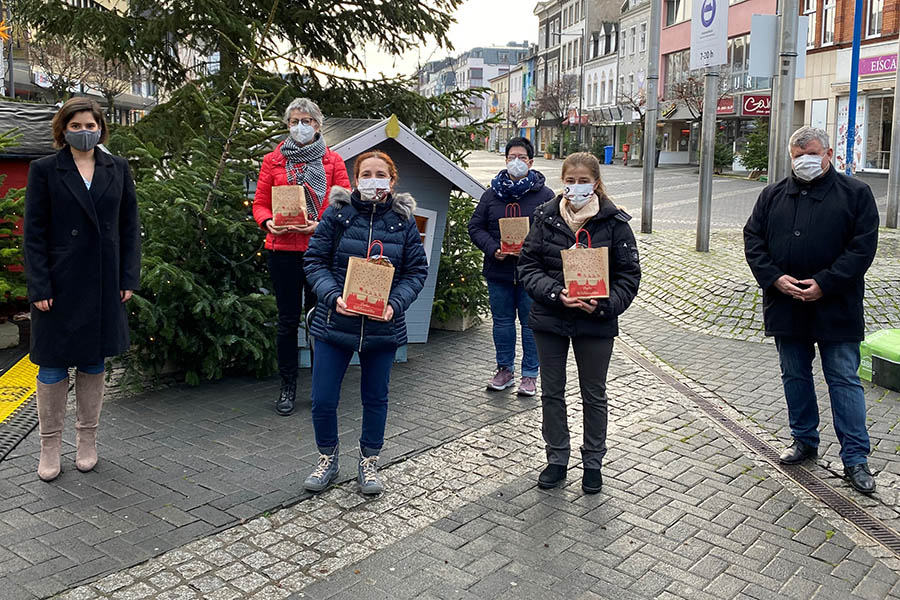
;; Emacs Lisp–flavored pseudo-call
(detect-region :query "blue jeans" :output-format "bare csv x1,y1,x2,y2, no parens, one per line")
775,337,871,467
37,362,105,385
310,339,396,453
487,280,539,377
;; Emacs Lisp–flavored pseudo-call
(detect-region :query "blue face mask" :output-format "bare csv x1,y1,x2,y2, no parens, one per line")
65,129,101,152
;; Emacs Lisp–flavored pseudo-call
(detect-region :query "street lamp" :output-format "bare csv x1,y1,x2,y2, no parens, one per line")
552,29,586,152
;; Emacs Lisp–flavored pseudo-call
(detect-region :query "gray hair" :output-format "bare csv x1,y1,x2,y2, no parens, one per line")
789,126,830,150
284,97,324,125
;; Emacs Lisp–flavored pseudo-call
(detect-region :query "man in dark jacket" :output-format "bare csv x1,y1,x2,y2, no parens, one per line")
744,126,879,494
468,137,555,396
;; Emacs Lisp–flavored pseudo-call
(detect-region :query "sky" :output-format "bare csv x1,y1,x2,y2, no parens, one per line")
350,0,540,79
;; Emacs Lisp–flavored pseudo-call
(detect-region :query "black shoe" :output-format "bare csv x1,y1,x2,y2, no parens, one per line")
582,468,603,494
778,439,817,465
538,464,567,489
275,377,297,416
845,464,876,494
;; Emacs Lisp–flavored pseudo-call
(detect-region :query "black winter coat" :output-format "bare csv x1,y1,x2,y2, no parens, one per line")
468,170,555,283
743,166,879,342
24,147,141,367
304,187,428,353
518,195,641,338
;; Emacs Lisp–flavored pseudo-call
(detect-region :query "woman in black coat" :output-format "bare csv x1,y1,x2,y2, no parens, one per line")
518,152,640,495
24,98,141,482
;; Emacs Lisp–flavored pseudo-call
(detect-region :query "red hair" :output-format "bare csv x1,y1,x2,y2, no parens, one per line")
353,150,399,184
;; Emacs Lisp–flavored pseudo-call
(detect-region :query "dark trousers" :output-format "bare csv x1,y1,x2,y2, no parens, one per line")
268,250,315,379
534,331,614,470
310,338,396,453
775,337,871,467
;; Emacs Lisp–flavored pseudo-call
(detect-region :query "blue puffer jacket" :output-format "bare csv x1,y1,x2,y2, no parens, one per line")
304,186,429,353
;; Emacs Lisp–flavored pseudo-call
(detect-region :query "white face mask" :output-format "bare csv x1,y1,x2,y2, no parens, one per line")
507,158,529,178
564,183,595,209
792,153,826,182
357,177,392,202
289,122,316,144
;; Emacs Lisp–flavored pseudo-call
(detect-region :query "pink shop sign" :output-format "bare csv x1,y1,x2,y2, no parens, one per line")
860,54,898,76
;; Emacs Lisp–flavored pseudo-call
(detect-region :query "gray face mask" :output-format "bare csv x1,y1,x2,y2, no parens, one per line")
65,129,102,152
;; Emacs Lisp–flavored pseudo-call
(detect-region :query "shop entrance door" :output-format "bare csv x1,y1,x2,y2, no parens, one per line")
865,96,893,171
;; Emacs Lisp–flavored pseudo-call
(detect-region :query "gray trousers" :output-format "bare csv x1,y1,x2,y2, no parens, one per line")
534,331,614,470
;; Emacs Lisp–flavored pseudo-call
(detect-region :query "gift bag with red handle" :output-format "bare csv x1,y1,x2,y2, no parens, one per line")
342,240,395,318
560,229,609,299
272,185,308,227
498,203,530,255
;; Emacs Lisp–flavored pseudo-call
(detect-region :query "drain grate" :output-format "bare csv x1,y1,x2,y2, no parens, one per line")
618,341,900,557
0,395,37,461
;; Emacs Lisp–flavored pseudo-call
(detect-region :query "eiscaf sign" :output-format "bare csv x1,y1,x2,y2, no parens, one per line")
860,54,898,76
690,0,729,70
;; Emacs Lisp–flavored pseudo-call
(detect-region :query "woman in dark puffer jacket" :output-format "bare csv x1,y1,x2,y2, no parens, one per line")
303,150,428,495
518,152,641,495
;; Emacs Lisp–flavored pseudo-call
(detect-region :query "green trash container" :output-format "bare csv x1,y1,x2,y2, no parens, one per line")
859,329,900,391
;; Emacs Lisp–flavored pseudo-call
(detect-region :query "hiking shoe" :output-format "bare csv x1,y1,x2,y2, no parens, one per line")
275,376,297,416
488,367,515,391
538,464,567,489
304,445,339,492
358,446,384,495
517,376,537,397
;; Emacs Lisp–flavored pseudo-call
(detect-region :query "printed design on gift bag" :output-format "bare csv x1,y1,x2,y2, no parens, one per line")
272,185,308,227
498,202,530,255
343,240,395,318
561,229,610,299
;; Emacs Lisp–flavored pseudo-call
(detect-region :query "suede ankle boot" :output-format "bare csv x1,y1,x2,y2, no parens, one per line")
74,371,105,472
36,379,69,481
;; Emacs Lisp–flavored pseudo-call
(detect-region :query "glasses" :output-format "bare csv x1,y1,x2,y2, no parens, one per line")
289,118,316,126
507,154,529,161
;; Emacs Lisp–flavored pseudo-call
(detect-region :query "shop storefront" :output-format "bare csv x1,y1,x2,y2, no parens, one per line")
833,47,897,173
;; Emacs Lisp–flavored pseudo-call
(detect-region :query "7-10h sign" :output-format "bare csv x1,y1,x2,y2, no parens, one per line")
690,0,729,70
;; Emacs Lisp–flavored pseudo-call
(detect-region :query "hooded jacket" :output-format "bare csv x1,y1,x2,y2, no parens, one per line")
518,194,641,339
304,187,429,352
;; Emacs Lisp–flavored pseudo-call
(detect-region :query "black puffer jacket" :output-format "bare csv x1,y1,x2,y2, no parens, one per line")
518,194,641,338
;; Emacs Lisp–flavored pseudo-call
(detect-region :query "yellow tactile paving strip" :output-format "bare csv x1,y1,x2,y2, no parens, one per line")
0,355,38,424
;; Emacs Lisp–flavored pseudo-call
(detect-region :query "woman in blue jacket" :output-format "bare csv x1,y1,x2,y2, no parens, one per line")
303,151,428,495
468,137,554,396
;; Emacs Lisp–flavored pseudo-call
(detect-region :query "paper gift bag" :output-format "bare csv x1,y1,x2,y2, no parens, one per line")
561,229,610,299
272,185,308,227
343,240,395,318
498,203,530,255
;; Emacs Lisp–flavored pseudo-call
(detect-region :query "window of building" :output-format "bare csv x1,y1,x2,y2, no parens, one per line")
630,26,636,54
629,73,635,96
499,52,509,63
804,0,817,47
822,0,835,44
868,0,883,36
620,31,626,57
575,1,580,22
619,75,625,100
601,77,607,105
665,0,691,26
640,23,647,51
575,39,580,66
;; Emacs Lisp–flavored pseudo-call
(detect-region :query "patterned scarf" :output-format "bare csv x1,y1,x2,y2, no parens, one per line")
281,134,328,221
560,193,601,234
490,169,540,201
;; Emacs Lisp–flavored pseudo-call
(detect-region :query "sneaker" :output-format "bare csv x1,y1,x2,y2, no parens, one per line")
304,445,339,492
275,376,297,416
487,367,515,391
358,446,384,495
517,376,537,397
538,464,567,489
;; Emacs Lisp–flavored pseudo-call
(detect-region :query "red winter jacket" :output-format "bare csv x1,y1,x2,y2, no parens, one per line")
252,140,351,252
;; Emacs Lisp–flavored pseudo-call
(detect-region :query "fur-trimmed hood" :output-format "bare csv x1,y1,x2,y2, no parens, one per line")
328,186,417,220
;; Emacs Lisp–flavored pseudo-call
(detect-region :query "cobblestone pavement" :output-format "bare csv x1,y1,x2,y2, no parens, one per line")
465,150,893,230
634,228,900,343
55,335,900,600
0,326,540,600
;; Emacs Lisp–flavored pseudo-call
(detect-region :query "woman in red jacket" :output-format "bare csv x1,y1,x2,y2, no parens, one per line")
253,98,350,416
